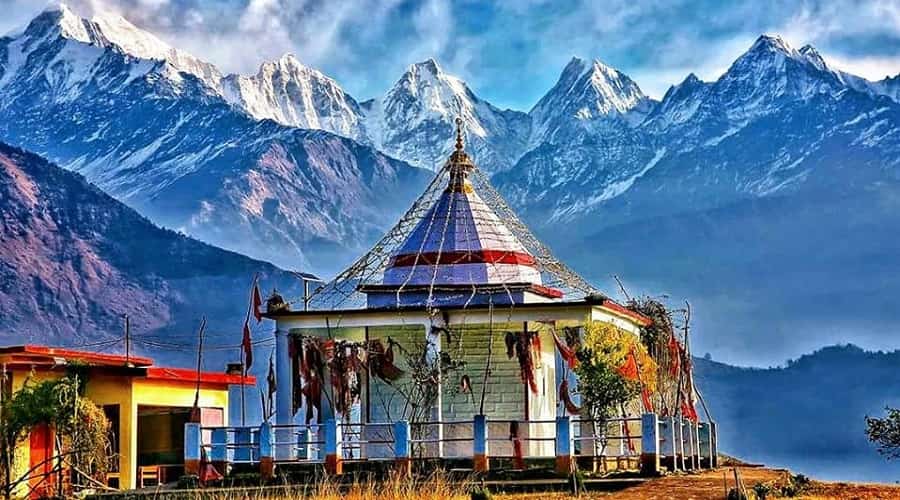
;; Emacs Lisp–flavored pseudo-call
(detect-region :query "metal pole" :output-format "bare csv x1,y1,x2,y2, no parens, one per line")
304,280,310,311
241,349,246,427
124,314,130,365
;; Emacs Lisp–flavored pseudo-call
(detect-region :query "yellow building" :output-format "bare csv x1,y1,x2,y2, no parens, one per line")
0,345,254,496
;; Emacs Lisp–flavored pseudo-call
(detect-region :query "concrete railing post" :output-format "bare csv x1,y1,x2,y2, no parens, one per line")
710,422,719,468
394,420,412,476
473,415,489,472
211,428,228,473
692,420,700,470
640,413,660,476
659,417,673,471
693,421,702,469
555,416,574,476
259,422,274,480
184,423,201,476
324,419,343,475
675,417,685,470
698,423,711,469
683,419,695,470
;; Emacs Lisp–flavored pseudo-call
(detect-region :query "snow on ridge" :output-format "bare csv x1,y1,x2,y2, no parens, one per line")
221,53,363,138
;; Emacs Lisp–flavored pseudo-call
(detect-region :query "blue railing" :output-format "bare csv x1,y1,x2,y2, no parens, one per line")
184,413,718,478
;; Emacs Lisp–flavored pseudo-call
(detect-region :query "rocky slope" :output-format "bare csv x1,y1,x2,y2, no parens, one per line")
0,141,297,366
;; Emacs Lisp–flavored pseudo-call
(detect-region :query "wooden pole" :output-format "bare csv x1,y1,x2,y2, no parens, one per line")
240,348,246,426
479,300,494,415
124,314,130,365
192,317,206,422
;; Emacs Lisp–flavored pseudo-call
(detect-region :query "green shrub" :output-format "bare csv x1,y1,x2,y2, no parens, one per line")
751,481,772,500
470,487,492,500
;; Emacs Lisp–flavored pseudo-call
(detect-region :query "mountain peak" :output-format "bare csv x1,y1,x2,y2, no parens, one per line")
665,72,705,97
684,72,702,85
561,56,588,75
799,44,827,70
258,53,317,76
528,56,650,143
10,4,222,91
749,34,795,55
409,58,443,77
27,2,91,43
35,1,172,58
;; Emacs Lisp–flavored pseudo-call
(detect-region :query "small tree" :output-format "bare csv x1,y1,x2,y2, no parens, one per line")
0,375,110,498
574,321,656,455
866,407,900,459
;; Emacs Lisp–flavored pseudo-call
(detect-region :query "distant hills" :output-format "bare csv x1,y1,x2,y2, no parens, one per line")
695,344,900,482
0,141,297,367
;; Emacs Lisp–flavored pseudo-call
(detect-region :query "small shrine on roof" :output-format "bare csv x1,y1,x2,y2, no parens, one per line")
264,119,652,460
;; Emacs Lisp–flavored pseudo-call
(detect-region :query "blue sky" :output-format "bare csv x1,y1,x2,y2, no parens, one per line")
4,0,900,109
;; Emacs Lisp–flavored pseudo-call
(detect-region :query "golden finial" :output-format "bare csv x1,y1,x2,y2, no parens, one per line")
454,116,464,152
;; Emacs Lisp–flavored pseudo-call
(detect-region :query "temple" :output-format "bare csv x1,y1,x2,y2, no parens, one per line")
264,120,655,464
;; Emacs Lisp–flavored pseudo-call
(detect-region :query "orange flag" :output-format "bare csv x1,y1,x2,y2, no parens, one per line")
617,351,639,381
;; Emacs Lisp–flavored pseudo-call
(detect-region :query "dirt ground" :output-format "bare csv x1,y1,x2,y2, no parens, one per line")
496,466,900,500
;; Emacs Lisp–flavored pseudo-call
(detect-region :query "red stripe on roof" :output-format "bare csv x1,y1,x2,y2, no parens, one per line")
389,250,537,268
145,367,256,386
0,345,153,366
529,284,564,299
600,300,653,327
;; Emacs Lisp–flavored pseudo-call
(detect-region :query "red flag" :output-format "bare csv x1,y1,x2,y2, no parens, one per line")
242,319,253,372
641,388,654,413
552,330,578,369
617,351,639,381
668,334,682,376
252,280,263,323
559,379,581,415
681,400,699,422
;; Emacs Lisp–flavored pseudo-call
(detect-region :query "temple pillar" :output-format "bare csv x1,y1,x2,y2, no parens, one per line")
425,321,444,458
275,328,294,460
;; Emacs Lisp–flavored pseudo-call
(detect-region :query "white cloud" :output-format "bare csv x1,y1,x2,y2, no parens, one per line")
826,55,900,81
2,0,900,107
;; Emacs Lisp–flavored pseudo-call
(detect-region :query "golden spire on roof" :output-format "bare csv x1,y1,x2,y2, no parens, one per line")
446,115,474,192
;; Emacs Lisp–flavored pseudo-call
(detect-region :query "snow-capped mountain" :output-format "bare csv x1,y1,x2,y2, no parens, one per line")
498,34,900,228
362,59,530,173
0,3,221,93
222,54,366,139
0,5,430,273
529,57,654,145
495,57,661,222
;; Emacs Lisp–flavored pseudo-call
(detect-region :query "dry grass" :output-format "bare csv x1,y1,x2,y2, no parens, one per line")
158,467,900,500
174,472,470,500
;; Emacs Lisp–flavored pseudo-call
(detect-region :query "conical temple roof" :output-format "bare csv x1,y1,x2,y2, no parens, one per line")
308,119,598,310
